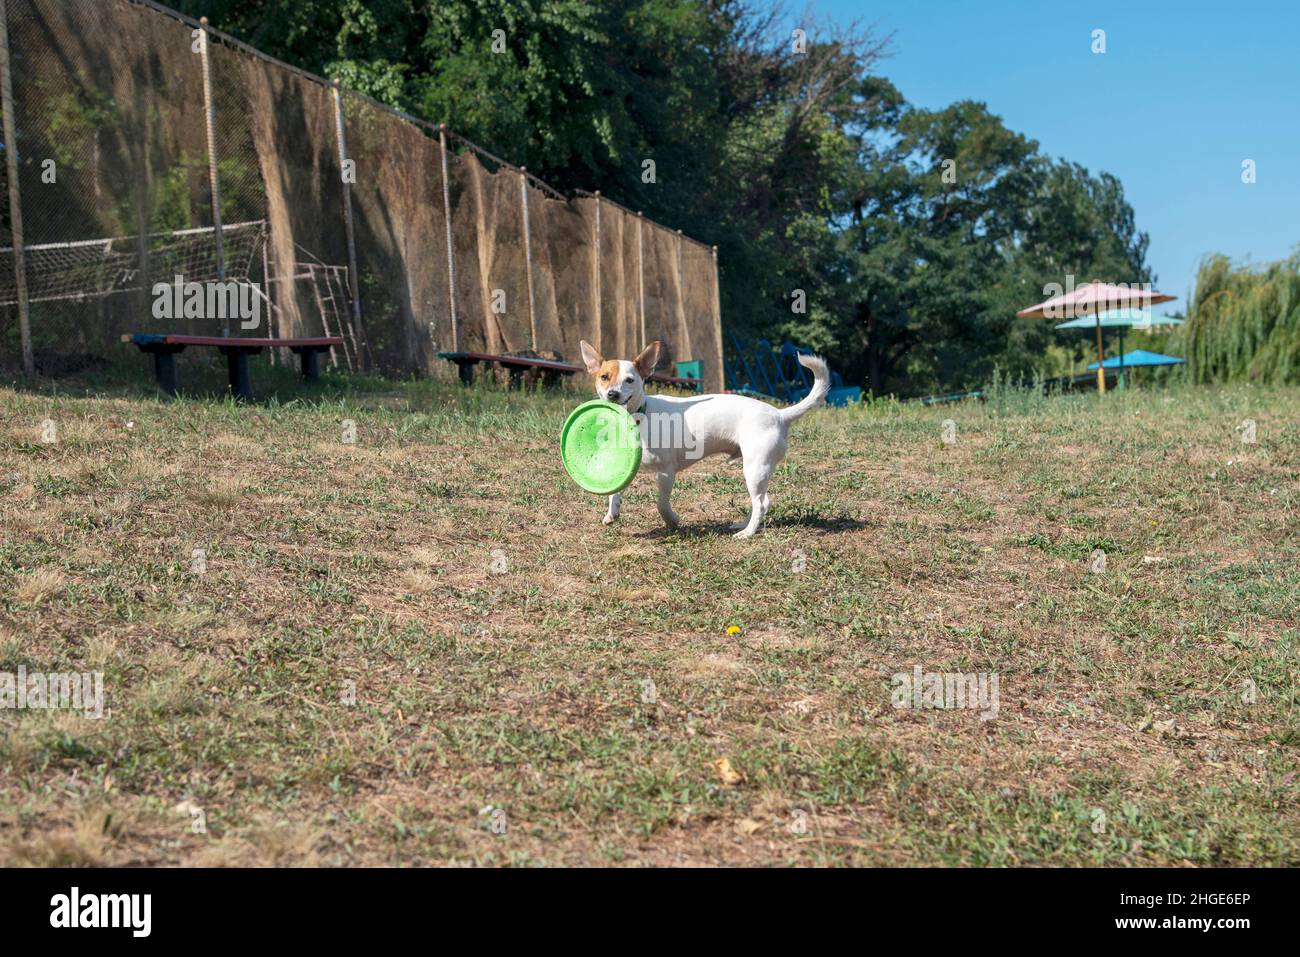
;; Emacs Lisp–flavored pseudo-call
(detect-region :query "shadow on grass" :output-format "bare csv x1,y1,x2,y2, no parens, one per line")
635,512,869,539
763,512,870,532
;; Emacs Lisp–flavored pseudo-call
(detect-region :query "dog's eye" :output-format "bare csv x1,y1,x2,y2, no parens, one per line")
624,376,633,383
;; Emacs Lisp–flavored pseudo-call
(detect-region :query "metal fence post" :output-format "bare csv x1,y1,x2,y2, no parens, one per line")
197,18,227,336
675,228,685,352
637,211,645,349
438,124,459,353
592,191,601,354
260,235,276,360
520,167,537,351
711,245,723,393
332,80,368,370
0,0,31,374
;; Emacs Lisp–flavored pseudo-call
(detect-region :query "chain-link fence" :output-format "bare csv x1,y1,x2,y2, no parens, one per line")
0,0,723,388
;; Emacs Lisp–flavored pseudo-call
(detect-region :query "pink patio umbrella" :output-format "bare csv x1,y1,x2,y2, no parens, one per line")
1017,280,1176,393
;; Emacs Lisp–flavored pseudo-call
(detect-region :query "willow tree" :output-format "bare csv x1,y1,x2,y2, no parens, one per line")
1176,253,1300,384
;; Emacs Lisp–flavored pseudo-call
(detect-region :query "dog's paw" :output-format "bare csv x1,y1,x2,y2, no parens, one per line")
602,512,619,526
732,527,757,539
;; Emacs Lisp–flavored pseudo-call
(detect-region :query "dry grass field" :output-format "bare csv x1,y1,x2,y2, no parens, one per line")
1,360,1297,865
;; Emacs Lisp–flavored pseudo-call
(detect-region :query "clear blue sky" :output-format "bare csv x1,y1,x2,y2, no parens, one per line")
810,0,1300,309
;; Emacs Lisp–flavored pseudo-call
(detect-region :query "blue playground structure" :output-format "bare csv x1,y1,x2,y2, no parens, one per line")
723,335,861,407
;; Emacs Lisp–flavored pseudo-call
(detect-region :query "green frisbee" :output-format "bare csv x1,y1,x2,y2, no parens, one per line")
560,399,643,495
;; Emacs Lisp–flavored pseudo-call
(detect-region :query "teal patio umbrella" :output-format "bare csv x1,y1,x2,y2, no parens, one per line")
1087,348,1186,386
1088,349,1186,369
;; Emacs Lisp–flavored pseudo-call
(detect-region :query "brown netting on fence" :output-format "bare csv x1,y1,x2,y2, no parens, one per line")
204,35,269,338
590,199,638,362
682,239,724,390
342,93,448,373
641,221,679,364
1,0,220,366
442,143,491,354
446,148,532,356
220,44,354,365
1,0,722,385
528,184,594,361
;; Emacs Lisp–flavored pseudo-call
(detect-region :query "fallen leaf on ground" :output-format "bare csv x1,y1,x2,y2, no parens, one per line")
714,757,745,786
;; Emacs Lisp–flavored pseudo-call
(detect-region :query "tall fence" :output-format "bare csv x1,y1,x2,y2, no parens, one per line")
0,0,724,388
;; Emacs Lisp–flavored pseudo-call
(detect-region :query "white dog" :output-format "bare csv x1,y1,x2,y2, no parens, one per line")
579,339,829,538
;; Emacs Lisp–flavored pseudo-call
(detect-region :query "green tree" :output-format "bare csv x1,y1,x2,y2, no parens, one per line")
1175,253,1300,385
181,0,1152,396
825,89,1152,394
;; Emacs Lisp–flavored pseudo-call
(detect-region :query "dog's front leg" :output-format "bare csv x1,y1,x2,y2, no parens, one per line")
655,470,680,529
603,492,622,526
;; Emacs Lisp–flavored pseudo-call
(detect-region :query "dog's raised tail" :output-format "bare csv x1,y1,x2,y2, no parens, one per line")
779,354,831,421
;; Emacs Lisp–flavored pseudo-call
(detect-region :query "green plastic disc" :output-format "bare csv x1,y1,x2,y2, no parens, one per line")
560,399,643,495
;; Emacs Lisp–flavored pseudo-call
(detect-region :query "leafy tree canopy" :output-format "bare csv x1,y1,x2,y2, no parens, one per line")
183,0,1154,396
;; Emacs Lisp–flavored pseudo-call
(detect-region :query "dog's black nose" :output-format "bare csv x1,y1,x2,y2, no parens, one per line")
607,390,621,402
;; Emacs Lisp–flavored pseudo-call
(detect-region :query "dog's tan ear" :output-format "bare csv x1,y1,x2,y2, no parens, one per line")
579,340,603,375
633,340,662,379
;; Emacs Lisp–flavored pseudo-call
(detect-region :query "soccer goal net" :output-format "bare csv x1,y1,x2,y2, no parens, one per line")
0,220,267,307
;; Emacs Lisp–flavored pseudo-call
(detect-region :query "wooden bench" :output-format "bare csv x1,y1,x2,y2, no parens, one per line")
437,350,702,391
123,334,343,400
